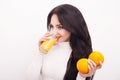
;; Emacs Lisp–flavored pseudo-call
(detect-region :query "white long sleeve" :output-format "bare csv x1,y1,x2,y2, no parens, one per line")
26,53,43,80
26,42,85,80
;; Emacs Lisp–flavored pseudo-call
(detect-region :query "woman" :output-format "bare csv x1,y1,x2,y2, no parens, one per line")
27,4,102,80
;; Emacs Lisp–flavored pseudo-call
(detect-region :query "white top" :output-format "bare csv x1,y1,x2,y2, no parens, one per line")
26,42,85,80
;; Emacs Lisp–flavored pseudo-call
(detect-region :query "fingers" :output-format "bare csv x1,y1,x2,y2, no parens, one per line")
38,32,53,46
88,59,97,75
97,61,102,69
79,59,97,77
89,59,102,69
42,32,53,38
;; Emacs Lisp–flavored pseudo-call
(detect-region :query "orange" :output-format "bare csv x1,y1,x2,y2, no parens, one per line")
76,58,89,74
89,51,104,66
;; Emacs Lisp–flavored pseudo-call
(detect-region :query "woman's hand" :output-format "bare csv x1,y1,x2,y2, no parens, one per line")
79,59,102,78
38,32,53,47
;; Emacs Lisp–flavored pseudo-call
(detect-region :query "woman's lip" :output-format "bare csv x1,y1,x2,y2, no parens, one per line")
56,36,61,40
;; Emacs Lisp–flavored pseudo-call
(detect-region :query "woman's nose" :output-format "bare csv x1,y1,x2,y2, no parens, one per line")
50,29,58,35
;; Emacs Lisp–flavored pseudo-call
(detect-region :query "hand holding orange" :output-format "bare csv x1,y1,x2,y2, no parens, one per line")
76,51,104,74
89,51,104,66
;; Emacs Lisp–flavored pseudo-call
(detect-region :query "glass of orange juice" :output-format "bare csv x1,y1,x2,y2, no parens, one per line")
39,36,57,54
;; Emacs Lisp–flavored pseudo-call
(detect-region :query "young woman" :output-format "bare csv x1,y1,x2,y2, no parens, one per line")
26,4,102,80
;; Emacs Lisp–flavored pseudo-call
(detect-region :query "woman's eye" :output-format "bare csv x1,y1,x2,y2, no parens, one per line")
50,25,53,28
49,25,53,30
58,26,63,30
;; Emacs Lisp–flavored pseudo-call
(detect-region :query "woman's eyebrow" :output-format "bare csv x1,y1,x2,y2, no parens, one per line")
56,24,62,27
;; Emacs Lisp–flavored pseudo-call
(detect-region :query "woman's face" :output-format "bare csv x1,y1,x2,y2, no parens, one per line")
49,14,71,42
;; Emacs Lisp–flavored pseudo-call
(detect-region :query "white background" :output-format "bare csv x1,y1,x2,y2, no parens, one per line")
0,0,120,80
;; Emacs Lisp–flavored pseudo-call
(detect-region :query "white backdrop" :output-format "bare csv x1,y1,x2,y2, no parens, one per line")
0,0,120,80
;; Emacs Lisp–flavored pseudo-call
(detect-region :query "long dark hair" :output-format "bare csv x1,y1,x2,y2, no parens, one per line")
47,4,93,80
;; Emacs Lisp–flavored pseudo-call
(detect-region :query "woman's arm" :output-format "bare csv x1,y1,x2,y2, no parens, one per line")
25,53,43,80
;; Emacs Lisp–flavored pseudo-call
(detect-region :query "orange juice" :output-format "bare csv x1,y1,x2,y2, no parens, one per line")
40,37,57,54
